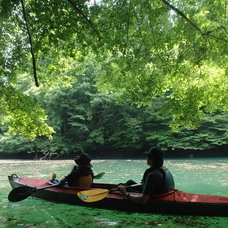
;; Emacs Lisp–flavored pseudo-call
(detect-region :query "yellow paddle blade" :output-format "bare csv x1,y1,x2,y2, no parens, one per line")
77,189,110,202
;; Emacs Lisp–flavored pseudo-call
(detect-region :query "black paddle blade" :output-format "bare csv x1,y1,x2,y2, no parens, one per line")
8,186,36,202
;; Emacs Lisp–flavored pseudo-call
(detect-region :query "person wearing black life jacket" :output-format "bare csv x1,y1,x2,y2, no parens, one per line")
118,147,175,205
59,153,94,187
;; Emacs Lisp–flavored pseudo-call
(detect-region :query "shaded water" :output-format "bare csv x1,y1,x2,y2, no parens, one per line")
0,158,228,227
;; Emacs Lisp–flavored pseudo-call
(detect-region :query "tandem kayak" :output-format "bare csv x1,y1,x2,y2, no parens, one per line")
8,174,228,217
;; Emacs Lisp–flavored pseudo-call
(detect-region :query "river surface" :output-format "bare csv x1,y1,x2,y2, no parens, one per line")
0,158,228,227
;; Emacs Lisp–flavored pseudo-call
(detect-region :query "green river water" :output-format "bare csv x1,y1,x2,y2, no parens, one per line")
0,158,228,228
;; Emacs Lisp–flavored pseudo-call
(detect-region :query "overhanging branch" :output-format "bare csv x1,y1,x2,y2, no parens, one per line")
66,0,101,40
161,0,228,42
21,0,39,87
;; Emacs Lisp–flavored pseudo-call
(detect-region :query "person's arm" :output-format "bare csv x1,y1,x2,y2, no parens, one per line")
118,185,150,205
59,173,71,185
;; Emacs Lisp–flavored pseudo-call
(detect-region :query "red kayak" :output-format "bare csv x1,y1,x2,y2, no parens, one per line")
8,174,228,217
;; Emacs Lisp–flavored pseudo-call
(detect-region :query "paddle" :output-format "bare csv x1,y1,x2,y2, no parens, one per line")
8,183,60,202
77,184,141,203
94,172,105,179
8,172,105,202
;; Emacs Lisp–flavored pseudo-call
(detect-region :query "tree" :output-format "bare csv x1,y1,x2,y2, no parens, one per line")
0,72,227,158
0,0,227,138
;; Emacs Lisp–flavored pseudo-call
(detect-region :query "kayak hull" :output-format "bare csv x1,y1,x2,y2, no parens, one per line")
8,174,228,217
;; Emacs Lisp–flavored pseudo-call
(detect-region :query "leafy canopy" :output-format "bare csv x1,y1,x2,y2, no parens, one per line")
0,0,227,138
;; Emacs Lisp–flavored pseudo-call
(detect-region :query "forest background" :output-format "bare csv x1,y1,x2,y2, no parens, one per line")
0,0,227,159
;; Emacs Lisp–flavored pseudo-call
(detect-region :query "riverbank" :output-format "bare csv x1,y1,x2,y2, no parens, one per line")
0,144,227,160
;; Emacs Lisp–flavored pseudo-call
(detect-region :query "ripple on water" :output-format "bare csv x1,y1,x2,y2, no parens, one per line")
95,218,119,226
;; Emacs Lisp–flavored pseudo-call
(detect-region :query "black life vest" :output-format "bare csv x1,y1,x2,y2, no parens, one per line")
142,167,169,194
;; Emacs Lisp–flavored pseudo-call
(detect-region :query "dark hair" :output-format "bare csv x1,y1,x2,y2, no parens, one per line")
144,147,164,168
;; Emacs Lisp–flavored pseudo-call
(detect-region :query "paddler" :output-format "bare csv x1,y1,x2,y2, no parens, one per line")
118,147,175,205
59,153,94,187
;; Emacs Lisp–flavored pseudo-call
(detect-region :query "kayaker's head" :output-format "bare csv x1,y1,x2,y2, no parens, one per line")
74,153,92,167
144,147,164,168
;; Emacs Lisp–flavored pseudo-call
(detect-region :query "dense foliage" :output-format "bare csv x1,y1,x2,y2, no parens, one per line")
0,72,227,158
0,0,227,157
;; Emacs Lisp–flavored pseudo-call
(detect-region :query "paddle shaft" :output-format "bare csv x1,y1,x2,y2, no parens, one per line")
25,171,105,191
42,172,105,189
77,184,142,202
36,184,60,191
8,172,105,202
110,183,141,192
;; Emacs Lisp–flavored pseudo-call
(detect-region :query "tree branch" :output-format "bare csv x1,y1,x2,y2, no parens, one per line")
66,0,101,40
21,0,39,87
161,0,202,33
161,0,228,42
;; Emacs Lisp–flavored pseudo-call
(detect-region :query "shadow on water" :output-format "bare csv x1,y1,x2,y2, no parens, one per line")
1,159,228,227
